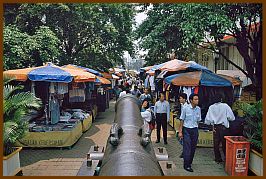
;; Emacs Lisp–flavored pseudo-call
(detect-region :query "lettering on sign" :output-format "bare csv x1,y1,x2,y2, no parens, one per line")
235,148,247,173
236,148,246,159
236,159,245,164
197,139,213,145
21,139,64,146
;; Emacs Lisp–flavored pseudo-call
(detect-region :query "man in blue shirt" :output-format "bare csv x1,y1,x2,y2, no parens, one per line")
179,94,201,172
154,93,170,144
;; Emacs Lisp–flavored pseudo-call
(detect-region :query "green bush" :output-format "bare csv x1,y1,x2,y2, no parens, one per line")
3,78,42,156
239,100,262,153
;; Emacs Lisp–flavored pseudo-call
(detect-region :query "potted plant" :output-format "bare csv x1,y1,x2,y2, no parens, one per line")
240,100,263,176
3,78,42,176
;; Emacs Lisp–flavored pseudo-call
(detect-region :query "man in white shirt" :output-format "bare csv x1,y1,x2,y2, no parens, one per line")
179,94,201,172
205,94,235,163
154,93,170,144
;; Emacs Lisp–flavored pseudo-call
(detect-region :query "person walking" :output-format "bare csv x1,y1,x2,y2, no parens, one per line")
178,94,201,172
178,93,189,158
205,94,235,163
154,93,170,145
139,88,152,104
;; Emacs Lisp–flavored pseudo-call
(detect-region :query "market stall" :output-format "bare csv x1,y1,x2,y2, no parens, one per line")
4,62,97,148
164,70,242,147
63,64,112,118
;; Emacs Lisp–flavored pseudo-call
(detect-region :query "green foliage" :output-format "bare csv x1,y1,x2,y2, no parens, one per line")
3,78,42,156
135,4,262,97
238,100,263,153
4,3,136,71
3,24,60,70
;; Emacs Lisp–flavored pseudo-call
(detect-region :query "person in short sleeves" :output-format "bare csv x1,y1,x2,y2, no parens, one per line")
205,94,235,163
179,94,201,172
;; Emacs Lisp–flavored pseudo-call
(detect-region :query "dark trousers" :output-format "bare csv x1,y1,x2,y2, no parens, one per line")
183,127,199,168
156,113,167,142
213,124,229,161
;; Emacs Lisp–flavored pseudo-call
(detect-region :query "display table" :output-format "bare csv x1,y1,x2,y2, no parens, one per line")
15,121,83,148
81,115,93,132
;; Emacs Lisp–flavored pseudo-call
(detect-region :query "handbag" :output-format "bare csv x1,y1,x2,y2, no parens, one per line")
148,118,156,130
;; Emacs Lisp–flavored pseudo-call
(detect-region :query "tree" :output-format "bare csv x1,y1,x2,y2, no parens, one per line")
179,3,262,100
4,3,136,71
135,3,262,99
3,25,60,70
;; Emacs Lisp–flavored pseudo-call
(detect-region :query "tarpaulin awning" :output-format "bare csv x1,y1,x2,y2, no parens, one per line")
63,64,111,84
3,66,42,81
95,76,111,85
217,74,242,86
160,59,209,72
4,63,96,83
64,64,103,77
164,70,232,87
102,72,112,79
217,70,251,87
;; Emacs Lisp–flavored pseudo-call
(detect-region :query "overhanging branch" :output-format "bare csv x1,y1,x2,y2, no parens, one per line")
198,43,249,77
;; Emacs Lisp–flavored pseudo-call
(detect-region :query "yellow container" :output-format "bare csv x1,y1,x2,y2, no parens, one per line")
81,115,93,132
169,112,174,128
15,121,83,148
197,129,213,147
174,118,213,147
174,118,181,132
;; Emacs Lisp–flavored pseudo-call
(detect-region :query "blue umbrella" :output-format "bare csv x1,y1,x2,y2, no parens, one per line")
28,63,73,83
164,70,232,87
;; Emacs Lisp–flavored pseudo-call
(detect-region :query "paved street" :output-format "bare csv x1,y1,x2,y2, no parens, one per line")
20,100,227,176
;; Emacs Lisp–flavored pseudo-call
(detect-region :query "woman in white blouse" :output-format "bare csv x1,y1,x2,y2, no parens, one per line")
141,99,152,125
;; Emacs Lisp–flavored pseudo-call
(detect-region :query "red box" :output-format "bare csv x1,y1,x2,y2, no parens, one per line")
224,136,250,176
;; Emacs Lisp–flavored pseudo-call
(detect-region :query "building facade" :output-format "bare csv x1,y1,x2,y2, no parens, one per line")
196,36,249,73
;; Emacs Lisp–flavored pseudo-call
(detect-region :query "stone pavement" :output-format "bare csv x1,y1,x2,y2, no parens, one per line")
20,99,227,176
151,127,227,176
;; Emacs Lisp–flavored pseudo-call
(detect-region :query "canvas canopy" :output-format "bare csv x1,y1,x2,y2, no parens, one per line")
4,63,96,83
164,70,233,87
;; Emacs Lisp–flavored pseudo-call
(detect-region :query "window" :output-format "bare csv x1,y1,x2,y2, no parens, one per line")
218,47,229,70
201,53,209,68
